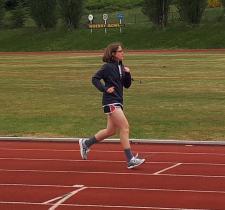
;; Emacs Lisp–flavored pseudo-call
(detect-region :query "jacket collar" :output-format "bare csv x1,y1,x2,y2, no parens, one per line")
110,60,123,65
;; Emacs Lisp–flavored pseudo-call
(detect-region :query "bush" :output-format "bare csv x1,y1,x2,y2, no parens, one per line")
86,0,143,12
0,0,5,28
10,2,26,28
142,0,172,28
58,0,84,30
221,0,225,7
29,0,57,30
176,0,207,25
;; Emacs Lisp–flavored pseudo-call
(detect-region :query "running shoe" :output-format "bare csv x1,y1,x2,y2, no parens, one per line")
79,138,90,160
127,154,145,169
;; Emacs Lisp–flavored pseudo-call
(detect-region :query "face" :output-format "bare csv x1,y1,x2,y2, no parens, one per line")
114,46,124,61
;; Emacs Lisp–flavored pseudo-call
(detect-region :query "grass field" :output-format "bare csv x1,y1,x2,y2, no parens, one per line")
0,51,225,141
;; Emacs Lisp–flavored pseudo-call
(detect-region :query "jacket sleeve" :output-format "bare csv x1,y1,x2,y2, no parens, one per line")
92,64,107,92
123,71,132,88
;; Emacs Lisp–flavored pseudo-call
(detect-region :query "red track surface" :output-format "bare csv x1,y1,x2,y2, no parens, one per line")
0,140,225,210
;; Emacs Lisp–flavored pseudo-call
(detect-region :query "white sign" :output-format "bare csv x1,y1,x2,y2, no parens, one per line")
103,14,108,21
88,14,94,22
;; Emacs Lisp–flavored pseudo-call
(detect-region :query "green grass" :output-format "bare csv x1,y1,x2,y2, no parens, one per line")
0,51,224,140
1,22,225,51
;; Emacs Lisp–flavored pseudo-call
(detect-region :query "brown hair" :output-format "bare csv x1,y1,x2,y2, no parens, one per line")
102,42,123,63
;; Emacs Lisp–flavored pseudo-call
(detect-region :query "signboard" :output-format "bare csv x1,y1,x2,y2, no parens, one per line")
88,14,94,33
88,23,125,29
87,13,125,34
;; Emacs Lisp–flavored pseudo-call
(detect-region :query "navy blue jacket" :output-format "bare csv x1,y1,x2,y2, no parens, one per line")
92,61,132,106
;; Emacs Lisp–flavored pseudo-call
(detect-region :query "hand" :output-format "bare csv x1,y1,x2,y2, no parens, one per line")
106,86,115,93
124,66,130,72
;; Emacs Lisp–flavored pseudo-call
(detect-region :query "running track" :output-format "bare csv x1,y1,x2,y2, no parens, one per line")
0,140,225,210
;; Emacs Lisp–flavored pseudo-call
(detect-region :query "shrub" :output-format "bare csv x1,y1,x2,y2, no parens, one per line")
142,0,172,28
58,0,84,30
176,0,207,25
10,1,26,28
221,0,225,7
29,0,57,30
0,0,5,28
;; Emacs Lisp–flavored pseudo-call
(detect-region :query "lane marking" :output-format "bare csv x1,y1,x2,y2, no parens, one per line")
0,201,209,210
0,147,225,156
1,157,225,166
154,163,182,175
0,157,126,163
0,183,225,194
43,185,84,205
46,185,86,210
1,168,225,178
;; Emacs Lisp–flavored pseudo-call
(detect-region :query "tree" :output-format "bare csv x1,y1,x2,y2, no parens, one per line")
5,0,17,10
220,0,225,18
142,0,172,28
221,0,225,6
58,0,84,30
0,0,4,28
10,1,26,28
29,0,57,30
176,0,207,25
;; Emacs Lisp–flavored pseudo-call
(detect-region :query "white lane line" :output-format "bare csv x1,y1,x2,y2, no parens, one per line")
1,147,225,156
43,195,68,205
1,157,225,167
1,157,225,166
1,183,225,194
154,163,182,175
42,185,85,205
47,186,86,210
1,168,225,178
0,157,125,163
0,183,77,188
0,201,209,210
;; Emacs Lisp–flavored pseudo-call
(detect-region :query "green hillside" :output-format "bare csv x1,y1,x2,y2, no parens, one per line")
0,5,225,51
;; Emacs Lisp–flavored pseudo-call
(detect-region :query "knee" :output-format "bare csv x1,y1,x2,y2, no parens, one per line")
106,128,116,137
121,125,129,134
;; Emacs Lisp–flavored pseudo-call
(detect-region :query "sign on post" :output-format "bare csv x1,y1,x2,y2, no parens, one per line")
88,13,125,34
88,14,94,33
116,13,124,33
103,14,108,34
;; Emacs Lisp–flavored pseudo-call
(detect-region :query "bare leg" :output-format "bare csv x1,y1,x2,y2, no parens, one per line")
109,108,130,149
94,114,117,142
80,107,145,168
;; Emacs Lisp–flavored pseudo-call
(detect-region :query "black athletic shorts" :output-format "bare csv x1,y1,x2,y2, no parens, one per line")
103,103,123,114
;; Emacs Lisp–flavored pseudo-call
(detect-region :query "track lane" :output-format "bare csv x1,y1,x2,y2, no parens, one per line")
0,185,225,210
1,141,225,154
1,148,225,164
0,141,225,210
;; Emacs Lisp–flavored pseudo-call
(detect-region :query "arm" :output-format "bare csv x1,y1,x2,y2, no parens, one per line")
123,66,132,88
92,64,109,92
